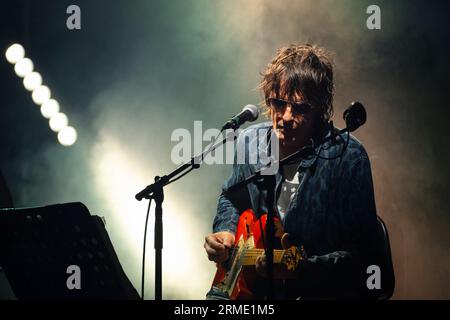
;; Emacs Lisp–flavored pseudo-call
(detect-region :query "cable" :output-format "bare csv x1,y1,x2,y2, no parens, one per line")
282,129,350,166
167,166,194,184
315,131,350,160
141,198,152,300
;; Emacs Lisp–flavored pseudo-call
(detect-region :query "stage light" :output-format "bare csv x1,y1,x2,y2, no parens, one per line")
23,72,43,91
5,43,25,64
49,112,68,132
40,99,60,119
57,126,77,146
14,58,34,78
6,42,78,147
32,85,51,105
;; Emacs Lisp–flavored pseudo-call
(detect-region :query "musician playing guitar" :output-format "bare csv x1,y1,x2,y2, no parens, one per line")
204,43,381,299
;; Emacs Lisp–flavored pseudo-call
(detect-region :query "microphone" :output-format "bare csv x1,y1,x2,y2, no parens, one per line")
222,104,259,130
343,101,366,132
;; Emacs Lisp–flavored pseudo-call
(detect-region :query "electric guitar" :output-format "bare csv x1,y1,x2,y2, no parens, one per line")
206,209,307,300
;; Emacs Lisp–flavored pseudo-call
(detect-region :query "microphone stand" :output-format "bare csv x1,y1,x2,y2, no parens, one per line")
135,129,237,300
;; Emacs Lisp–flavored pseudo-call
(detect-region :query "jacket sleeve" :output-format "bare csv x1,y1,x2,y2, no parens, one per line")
294,153,380,297
213,191,240,234
212,152,245,234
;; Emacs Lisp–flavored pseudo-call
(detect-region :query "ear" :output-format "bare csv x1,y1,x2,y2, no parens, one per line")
281,233,291,250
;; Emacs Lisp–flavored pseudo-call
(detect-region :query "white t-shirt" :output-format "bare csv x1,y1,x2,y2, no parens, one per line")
277,162,302,222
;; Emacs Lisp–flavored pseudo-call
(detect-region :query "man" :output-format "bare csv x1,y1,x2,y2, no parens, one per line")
204,43,380,299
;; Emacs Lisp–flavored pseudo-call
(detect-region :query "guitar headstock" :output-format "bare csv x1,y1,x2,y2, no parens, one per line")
281,245,307,271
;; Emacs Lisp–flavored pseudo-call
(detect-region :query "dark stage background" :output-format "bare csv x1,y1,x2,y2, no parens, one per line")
0,0,449,299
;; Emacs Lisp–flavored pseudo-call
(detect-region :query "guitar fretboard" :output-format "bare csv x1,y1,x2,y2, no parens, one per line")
239,249,286,266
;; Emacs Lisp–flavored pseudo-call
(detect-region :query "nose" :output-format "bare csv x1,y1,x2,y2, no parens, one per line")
282,105,294,122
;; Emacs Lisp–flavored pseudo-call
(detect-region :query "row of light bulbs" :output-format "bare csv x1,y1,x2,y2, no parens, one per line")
5,43,77,146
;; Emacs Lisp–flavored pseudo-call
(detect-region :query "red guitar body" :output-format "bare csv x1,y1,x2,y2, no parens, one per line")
207,209,284,300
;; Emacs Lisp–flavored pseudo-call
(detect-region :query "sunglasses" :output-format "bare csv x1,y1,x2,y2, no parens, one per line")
266,98,313,116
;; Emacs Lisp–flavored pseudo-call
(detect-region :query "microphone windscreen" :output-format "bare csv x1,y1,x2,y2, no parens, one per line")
243,104,259,121
344,101,366,132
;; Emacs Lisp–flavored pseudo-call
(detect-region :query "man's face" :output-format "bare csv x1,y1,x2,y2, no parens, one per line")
268,92,318,150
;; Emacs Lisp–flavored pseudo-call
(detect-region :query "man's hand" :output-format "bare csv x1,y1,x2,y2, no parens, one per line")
204,231,235,263
255,233,298,279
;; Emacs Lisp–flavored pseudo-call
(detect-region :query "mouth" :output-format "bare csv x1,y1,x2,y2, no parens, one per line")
275,127,297,142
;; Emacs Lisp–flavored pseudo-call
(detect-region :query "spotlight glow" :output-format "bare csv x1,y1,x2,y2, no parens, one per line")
31,85,51,105
57,126,77,146
49,112,68,132
14,58,34,78
40,99,60,119
23,72,43,91
91,134,214,299
5,43,25,64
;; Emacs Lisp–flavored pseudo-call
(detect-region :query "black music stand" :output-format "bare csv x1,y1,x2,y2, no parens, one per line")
0,202,139,300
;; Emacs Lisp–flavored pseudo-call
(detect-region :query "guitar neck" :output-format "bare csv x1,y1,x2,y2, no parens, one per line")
239,249,285,266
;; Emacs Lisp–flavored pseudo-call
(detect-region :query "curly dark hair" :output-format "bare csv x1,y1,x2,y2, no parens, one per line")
259,43,334,123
